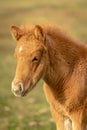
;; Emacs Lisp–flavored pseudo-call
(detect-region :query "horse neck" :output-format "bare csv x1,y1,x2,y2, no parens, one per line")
43,32,86,87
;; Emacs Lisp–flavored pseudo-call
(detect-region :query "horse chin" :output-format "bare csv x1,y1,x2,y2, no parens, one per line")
21,81,36,97
22,79,40,96
21,86,34,97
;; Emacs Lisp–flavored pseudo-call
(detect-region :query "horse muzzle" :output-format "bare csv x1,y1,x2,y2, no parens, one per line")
12,79,24,97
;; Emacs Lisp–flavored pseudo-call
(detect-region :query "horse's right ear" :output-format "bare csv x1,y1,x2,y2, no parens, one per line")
34,25,45,41
10,25,23,41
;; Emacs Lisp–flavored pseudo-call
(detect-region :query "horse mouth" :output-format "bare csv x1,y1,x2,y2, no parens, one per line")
20,89,30,97
12,88,31,97
12,79,37,97
20,85,34,97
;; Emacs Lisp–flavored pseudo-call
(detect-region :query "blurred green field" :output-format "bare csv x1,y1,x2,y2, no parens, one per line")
0,0,87,130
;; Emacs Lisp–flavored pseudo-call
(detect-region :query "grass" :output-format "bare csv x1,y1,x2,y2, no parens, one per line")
0,0,87,130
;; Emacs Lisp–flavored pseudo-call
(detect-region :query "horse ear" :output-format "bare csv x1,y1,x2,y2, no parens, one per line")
10,25,23,41
34,25,45,41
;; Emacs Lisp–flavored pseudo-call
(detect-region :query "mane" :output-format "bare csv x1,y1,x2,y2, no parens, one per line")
42,24,85,46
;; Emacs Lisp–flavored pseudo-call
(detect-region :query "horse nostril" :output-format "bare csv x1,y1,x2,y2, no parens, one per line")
18,83,23,92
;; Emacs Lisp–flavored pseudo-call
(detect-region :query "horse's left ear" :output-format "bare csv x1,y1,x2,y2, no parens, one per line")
34,25,45,41
10,25,24,41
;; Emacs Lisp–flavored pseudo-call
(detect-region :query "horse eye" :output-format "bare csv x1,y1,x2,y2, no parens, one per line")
32,57,39,62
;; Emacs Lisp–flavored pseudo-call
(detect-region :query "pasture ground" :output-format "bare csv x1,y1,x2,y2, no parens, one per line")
0,0,87,130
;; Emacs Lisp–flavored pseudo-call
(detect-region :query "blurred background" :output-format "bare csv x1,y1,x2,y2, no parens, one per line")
0,0,87,130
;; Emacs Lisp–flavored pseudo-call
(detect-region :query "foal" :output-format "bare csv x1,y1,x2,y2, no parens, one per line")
11,24,87,130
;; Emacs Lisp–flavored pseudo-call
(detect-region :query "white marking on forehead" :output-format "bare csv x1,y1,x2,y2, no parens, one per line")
19,46,23,53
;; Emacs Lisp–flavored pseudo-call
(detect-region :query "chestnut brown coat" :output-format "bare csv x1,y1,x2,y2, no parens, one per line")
11,24,87,130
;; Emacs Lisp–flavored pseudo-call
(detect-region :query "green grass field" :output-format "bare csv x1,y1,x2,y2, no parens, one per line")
0,0,87,130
